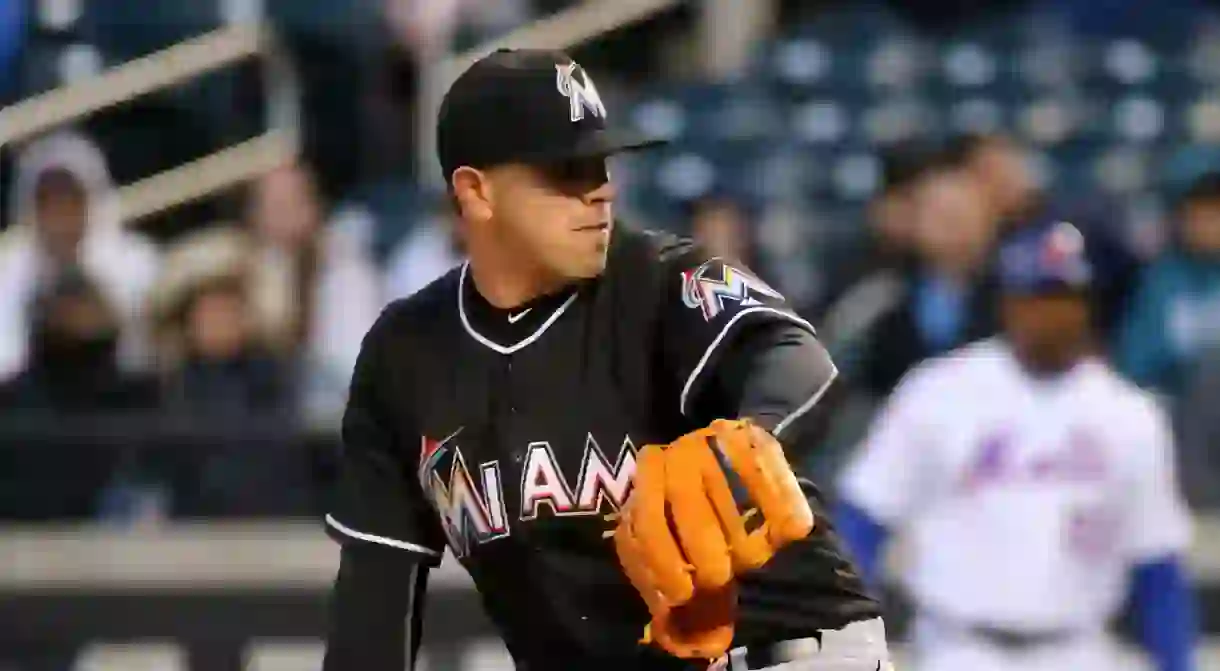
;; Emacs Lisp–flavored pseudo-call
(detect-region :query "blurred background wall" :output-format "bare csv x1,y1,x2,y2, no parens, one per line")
3,0,1220,668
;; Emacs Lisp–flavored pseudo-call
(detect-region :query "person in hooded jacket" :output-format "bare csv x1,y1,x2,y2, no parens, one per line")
0,268,160,520
0,130,161,382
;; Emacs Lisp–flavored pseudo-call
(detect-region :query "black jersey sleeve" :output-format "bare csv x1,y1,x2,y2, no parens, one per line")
660,247,820,418
323,544,430,671
325,309,447,565
708,322,841,449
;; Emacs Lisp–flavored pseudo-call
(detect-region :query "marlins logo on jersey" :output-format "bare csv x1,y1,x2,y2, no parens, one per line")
555,62,607,123
681,258,785,321
419,430,510,558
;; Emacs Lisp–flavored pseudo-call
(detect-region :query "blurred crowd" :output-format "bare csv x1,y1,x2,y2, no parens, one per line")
0,131,396,521
4,0,1220,527
4,124,1220,524
801,131,1220,508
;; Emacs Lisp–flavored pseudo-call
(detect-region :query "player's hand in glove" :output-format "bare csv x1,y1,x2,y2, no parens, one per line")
612,419,815,659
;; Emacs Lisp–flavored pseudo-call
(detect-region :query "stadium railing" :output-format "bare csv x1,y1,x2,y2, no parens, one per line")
0,23,301,225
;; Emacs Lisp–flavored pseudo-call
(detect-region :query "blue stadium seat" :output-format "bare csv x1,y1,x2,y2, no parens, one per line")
1182,94,1220,144
82,0,221,63
1091,145,1155,195
862,36,935,93
626,145,721,226
658,82,785,144
1107,94,1171,144
784,3,907,49
760,39,879,101
1016,95,1093,149
723,142,827,205
826,150,882,203
786,97,853,148
1015,42,1087,91
852,95,941,146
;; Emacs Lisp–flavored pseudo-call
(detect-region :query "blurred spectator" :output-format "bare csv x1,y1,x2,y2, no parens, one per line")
0,0,23,103
819,140,940,323
384,207,464,298
1176,346,1220,508
818,142,939,359
246,162,382,383
1117,172,1220,396
687,195,763,267
867,142,938,268
158,274,293,416
0,269,158,411
0,269,158,521
154,267,306,519
165,162,382,418
0,131,160,382
385,0,532,55
943,133,1037,229
947,132,1142,341
848,162,999,396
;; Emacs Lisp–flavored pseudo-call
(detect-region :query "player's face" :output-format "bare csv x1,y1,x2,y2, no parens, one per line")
487,157,615,280
1001,292,1091,372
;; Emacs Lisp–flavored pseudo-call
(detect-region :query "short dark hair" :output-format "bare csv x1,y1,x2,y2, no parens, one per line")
877,139,946,194
1178,171,1220,209
940,132,1014,169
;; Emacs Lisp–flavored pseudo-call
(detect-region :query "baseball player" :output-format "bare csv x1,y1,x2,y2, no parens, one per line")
835,220,1197,671
321,49,890,670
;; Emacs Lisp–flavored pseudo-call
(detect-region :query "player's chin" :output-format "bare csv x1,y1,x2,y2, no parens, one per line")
561,248,610,279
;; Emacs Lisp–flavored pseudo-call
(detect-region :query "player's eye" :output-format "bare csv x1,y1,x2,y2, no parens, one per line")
539,157,609,195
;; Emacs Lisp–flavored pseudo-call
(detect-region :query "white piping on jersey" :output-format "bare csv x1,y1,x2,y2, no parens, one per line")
457,262,580,355
679,306,818,417
404,563,420,667
324,514,442,557
772,362,837,438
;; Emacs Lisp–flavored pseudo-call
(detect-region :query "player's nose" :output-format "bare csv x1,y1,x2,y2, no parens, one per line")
582,180,616,206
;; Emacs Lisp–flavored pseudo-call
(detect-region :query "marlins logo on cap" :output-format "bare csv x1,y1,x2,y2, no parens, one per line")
556,62,606,123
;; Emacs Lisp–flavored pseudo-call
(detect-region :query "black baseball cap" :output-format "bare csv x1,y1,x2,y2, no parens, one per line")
436,48,665,184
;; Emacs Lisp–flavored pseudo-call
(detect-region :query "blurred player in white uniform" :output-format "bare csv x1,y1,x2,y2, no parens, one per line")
834,220,1198,671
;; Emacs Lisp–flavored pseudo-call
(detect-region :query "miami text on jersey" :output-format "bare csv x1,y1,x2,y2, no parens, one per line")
681,258,784,321
419,433,637,558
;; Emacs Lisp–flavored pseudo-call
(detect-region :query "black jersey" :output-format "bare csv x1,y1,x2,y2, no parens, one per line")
326,225,879,669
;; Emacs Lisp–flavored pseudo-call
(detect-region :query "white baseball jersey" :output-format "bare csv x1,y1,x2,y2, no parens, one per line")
839,338,1192,631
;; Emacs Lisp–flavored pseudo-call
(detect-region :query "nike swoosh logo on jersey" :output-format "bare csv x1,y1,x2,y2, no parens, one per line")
507,309,532,323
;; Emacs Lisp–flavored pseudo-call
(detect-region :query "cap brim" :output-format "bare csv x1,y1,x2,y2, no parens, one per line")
572,128,668,158
457,129,667,175
517,129,666,166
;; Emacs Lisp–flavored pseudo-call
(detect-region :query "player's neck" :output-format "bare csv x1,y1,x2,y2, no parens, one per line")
466,251,571,310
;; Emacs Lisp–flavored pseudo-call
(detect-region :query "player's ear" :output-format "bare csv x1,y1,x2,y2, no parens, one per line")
451,166,493,223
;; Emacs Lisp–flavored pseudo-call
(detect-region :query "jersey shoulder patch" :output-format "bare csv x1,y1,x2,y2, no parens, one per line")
678,256,785,322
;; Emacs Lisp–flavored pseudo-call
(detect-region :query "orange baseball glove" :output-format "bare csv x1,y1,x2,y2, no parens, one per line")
612,419,815,660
